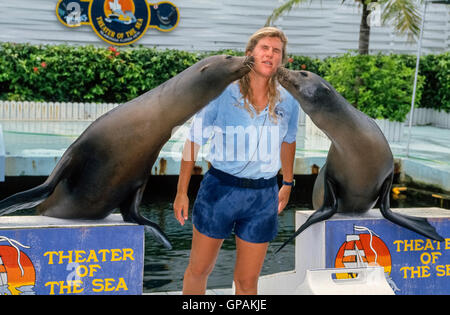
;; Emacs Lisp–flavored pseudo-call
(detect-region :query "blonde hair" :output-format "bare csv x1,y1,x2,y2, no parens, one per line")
238,27,288,122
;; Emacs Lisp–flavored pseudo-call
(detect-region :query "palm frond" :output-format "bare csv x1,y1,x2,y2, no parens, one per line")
381,0,422,41
265,0,312,26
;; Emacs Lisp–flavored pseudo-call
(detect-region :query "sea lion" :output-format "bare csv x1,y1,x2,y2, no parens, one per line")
0,55,254,250
276,67,444,253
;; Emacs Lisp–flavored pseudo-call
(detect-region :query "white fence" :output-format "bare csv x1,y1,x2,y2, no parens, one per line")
300,116,405,148
407,108,450,129
376,119,405,143
0,100,119,121
3,100,447,144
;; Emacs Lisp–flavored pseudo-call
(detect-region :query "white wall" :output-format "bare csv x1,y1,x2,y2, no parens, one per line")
0,0,448,57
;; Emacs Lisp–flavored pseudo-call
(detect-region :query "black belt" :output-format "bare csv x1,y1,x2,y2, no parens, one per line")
208,166,277,189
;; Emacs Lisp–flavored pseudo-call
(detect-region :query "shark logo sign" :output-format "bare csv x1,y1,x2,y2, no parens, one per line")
56,0,179,45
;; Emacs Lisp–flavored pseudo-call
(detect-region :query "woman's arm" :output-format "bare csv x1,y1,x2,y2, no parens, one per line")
174,139,200,225
278,141,296,214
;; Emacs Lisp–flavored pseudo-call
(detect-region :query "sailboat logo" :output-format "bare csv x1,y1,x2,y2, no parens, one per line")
334,225,400,292
0,236,36,295
104,0,137,25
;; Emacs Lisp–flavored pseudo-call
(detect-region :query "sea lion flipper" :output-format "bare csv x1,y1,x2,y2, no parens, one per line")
120,181,173,250
312,163,326,209
275,178,338,254
379,174,444,242
0,154,74,216
0,185,52,216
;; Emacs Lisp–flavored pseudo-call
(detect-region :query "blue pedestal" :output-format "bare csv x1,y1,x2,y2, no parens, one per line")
322,208,449,295
0,214,144,295
259,207,449,295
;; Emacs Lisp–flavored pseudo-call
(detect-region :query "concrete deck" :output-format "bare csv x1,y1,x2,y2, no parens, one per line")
1,120,450,191
145,288,234,295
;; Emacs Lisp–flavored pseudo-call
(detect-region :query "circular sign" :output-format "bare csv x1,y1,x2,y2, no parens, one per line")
89,0,151,46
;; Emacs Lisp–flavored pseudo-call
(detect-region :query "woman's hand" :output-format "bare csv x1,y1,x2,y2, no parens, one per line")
278,185,291,214
174,193,189,226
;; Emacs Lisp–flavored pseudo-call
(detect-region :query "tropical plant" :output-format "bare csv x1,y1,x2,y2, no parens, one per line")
320,53,424,121
2,43,447,115
266,0,423,54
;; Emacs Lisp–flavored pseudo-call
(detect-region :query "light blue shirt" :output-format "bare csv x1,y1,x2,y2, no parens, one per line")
189,82,299,179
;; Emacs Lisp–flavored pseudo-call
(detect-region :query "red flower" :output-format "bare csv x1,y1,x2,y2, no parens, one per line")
288,57,294,63
301,64,307,70
115,52,120,57
41,62,47,68
33,67,39,73
108,46,117,53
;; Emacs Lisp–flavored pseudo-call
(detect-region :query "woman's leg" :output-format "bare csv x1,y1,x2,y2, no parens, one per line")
183,225,224,294
233,236,269,295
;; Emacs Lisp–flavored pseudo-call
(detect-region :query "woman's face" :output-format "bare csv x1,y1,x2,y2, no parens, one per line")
248,36,283,79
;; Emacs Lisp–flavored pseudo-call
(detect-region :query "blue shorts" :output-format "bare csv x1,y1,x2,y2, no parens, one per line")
192,168,279,243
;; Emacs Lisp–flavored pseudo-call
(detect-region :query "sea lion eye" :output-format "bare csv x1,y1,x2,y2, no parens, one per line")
225,55,232,59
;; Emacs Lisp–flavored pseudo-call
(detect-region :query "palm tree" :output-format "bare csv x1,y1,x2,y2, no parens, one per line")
266,0,423,54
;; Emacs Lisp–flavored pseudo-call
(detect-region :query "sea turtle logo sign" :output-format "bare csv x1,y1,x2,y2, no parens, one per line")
56,0,179,45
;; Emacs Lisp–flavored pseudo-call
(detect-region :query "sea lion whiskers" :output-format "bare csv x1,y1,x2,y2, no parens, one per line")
244,56,255,74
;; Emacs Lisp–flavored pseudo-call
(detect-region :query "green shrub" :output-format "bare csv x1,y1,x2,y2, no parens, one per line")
320,53,424,122
381,53,450,113
421,52,450,112
0,43,448,119
285,55,324,76
0,43,202,103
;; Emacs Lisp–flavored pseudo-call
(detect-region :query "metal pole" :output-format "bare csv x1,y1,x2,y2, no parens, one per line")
406,1,427,157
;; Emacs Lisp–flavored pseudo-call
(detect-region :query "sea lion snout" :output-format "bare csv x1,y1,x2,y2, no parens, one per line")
276,67,310,84
244,55,254,66
276,67,332,111
229,55,254,79
222,55,254,77
276,67,303,97
276,66,288,79
241,55,254,73
276,67,290,86
196,55,254,90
